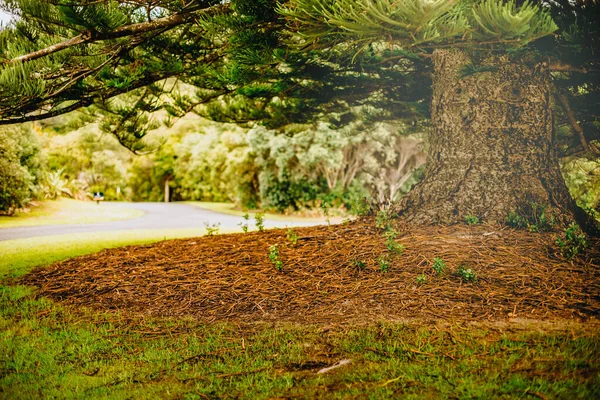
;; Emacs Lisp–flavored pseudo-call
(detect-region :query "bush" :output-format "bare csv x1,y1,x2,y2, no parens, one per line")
0,126,43,214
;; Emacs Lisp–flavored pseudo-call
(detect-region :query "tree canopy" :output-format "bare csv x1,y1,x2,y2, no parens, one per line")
0,1,597,141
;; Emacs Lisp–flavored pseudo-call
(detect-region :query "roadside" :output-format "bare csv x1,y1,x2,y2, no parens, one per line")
186,201,347,223
0,201,331,242
0,199,144,228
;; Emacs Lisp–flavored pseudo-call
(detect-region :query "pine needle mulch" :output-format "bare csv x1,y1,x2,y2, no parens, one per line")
19,220,600,325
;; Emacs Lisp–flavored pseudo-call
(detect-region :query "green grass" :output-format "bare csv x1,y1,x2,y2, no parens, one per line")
0,199,144,228
0,228,234,279
1,231,598,398
1,293,598,399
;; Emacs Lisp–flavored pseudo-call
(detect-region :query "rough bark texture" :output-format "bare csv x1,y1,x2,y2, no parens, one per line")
398,49,576,227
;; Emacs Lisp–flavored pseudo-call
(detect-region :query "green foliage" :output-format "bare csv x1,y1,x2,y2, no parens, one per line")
376,209,393,230
471,0,558,44
255,212,265,232
351,259,366,270
286,228,299,245
562,155,600,218
172,125,258,206
432,257,446,276
464,215,480,225
457,265,477,282
416,274,427,285
0,126,43,214
384,229,405,255
239,212,250,233
203,222,220,237
505,202,555,232
378,256,390,273
282,0,557,51
555,223,589,260
39,169,71,200
269,244,283,271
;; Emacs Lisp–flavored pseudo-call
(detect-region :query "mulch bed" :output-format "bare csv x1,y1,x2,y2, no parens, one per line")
19,220,600,324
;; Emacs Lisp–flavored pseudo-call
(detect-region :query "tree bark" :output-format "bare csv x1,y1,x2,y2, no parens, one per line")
397,49,577,227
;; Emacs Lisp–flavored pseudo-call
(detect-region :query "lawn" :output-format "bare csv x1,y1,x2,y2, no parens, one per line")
0,199,144,228
0,228,233,279
1,224,598,398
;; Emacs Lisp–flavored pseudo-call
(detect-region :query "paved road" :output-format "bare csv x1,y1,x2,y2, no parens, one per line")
0,202,326,242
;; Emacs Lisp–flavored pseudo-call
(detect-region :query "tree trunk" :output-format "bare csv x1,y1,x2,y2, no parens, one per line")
397,49,577,227
164,177,170,203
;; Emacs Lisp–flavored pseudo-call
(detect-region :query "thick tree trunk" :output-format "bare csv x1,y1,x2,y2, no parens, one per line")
397,49,577,227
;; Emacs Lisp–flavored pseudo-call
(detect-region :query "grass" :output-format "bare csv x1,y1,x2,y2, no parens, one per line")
1,294,598,399
1,230,598,398
0,199,144,228
186,201,344,223
0,228,234,279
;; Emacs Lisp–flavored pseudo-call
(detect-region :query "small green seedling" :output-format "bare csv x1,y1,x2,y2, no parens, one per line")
432,257,446,275
321,202,331,226
255,213,265,232
269,245,283,271
457,265,477,282
378,256,390,273
204,222,220,236
464,215,479,225
286,228,298,245
376,209,393,230
384,229,404,255
556,223,589,260
238,212,250,233
351,259,366,270
416,274,427,285
387,240,405,255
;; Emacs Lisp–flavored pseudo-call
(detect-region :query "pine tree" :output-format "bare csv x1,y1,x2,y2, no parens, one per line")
0,0,598,230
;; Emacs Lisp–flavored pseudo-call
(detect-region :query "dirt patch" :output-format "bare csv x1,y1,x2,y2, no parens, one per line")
19,220,600,324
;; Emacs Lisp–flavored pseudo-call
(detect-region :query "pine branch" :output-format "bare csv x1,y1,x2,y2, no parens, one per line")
4,3,230,65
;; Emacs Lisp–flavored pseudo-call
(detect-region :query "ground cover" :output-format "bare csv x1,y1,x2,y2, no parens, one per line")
1,219,599,398
0,199,144,228
19,221,600,323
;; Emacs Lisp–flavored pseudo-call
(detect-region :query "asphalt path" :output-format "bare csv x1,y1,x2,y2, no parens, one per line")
0,202,327,242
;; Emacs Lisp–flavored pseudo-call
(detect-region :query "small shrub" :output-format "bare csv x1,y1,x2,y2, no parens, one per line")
378,256,390,273
269,245,283,271
416,274,427,285
204,222,220,236
387,240,405,255
432,257,446,275
383,229,404,255
238,212,250,233
457,265,477,282
376,209,393,230
255,212,265,232
556,223,589,260
464,215,479,225
286,228,298,245
351,259,366,270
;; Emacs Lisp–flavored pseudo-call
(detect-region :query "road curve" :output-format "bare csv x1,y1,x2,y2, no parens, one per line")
0,202,326,242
